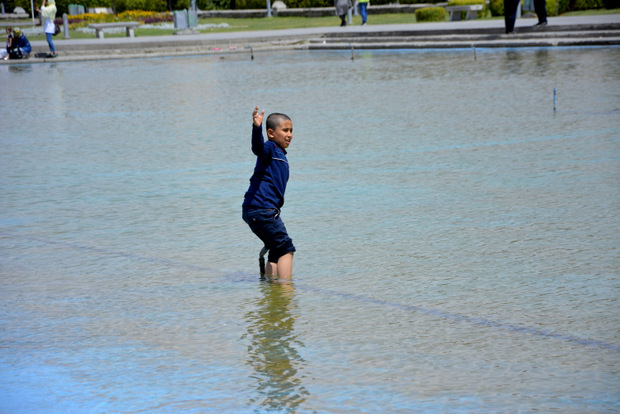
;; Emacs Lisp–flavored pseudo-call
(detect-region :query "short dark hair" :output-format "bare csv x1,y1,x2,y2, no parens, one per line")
266,113,291,131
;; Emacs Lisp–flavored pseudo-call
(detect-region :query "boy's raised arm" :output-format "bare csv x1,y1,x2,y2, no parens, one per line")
253,106,265,127
251,106,267,156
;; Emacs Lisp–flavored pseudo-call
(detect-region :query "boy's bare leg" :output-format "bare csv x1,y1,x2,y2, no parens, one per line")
265,252,294,281
265,262,278,278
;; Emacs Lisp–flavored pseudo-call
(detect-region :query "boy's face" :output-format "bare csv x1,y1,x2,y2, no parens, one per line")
267,120,293,150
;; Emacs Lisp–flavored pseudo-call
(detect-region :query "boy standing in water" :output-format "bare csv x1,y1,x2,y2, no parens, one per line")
243,106,295,282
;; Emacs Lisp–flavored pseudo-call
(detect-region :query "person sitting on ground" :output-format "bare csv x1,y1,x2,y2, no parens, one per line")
1,26,14,60
8,28,31,59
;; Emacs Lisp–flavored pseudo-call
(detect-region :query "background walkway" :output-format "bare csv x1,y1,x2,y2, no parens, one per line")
5,13,620,63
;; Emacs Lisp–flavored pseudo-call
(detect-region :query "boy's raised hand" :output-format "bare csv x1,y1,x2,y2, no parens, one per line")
253,106,265,127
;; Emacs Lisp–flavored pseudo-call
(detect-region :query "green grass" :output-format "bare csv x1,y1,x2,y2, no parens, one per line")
562,7,620,15
17,8,620,41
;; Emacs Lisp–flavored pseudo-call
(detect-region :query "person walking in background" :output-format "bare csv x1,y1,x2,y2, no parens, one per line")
503,0,520,34
358,0,369,25
335,0,352,26
36,0,57,58
533,0,547,27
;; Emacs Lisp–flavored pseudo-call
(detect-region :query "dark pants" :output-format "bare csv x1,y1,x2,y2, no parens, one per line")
505,0,546,33
504,0,520,33
243,207,295,263
534,0,547,23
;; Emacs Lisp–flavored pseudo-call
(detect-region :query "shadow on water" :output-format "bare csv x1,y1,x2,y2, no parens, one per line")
242,282,309,413
5,63,34,73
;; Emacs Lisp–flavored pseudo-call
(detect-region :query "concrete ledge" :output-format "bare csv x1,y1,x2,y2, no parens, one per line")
0,19,39,28
89,21,141,38
0,13,30,19
198,9,268,18
445,4,483,21
309,36,620,49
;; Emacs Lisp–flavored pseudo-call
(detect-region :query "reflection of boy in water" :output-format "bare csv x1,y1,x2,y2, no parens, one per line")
244,283,308,411
243,106,296,282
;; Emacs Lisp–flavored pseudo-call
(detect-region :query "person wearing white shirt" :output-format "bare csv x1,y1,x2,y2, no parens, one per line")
36,0,57,58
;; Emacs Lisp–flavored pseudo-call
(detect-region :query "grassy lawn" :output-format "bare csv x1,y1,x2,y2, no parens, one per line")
561,7,620,15
12,8,620,41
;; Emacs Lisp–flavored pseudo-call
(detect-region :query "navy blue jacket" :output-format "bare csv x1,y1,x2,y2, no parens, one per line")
13,35,31,54
243,124,290,210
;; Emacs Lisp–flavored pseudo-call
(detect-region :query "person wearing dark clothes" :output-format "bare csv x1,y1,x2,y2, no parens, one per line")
505,0,547,34
243,106,296,282
533,0,547,27
8,28,31,59
503,0,520,34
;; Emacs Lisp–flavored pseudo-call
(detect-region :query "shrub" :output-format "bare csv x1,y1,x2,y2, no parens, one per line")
173,0,191,8
397,0,434,3
545,0,558,15
296,0,332,7
10,0,33,14
125,0,145,9
415,6,446,21
207,0,230,9
235,0,266,8
371,0,427,4
196,0,214,9
488,0,503,15
571,0,603,9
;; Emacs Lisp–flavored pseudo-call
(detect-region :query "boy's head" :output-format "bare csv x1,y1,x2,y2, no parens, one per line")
266,113,293,150
6,27,12,35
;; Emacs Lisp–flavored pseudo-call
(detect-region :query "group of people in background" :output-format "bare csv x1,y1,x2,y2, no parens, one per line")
335,0,369,26
335,0,547,32
2,0,57,60
1,26,31,59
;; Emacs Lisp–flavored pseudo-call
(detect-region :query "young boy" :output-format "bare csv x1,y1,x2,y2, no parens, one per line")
1,27,13,60
242,106,295,281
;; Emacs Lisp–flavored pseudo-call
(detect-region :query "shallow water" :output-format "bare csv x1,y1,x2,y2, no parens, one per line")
1,47,619,413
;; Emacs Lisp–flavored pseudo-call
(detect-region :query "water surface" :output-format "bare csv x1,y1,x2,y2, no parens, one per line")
1,46,619,413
